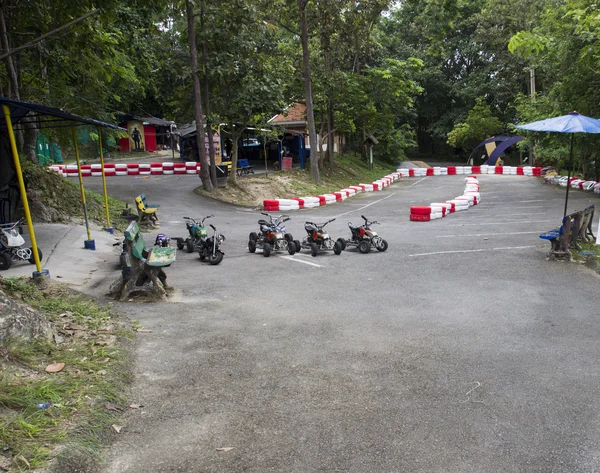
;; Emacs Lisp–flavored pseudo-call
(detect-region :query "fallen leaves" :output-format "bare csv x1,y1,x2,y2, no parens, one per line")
128,404,143,409
216,447,234,452
112,424,123,433
136,329,153,333
45,362,65,373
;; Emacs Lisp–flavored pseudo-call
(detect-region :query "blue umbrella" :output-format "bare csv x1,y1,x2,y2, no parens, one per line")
516,112,600,216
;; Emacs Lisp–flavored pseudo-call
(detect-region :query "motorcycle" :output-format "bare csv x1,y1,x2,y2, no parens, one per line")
178,216,225,265
0,218,42,270
301,218,344,257
248,213,300,257
342,215,388,254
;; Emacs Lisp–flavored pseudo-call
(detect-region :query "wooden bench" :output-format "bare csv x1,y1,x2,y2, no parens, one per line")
115,221,176,301
236,158,254,177
540,211,583,260
578,204,595,243
135,193,159,224
140,192,160,210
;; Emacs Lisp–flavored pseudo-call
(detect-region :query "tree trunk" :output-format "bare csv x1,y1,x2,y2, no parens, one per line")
327,103,334,176
0,4,23,151
200,7,217,188
23,122,37,163
318,121,325,170
229,124,245,184
186,0,213,192
298,0,320,184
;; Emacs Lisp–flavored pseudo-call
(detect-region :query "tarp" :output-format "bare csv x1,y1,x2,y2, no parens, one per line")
487,136,525,165
471,136,512,155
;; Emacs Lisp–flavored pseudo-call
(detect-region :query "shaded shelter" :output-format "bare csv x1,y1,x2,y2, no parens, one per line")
0,97,124,278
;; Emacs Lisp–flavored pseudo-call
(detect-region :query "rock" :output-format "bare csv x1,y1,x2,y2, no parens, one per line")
0,288,54,345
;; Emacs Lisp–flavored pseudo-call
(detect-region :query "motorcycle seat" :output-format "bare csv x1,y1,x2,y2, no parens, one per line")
258,219,269,226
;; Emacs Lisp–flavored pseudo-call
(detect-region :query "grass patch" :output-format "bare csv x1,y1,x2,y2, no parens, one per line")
21,160,128,231
197,153,397,207
572,241,600,263
0,278,134,472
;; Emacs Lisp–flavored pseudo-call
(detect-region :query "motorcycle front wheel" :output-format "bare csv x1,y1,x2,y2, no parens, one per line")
208,251,223,265
310,242,319,257
186,239,194,253
377,239,388,252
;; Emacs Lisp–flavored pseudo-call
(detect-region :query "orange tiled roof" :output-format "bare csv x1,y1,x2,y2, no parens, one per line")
269,103,306,124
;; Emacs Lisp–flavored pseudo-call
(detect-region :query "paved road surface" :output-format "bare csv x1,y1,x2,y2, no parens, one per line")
81,174,600,472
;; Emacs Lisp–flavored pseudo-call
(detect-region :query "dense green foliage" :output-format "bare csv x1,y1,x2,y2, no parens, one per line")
1,0,598,175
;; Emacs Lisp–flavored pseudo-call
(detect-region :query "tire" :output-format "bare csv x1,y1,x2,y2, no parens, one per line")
263,242,271,257
186,239,194,253
377,239,388,252
334,241,343,255
28,247,42,264
310,242,319,257
249,232,258,243
358,240,371,254
284,233,293,242
199,255,206,261
248,240,256,253
0,253,12,270
294,240,301,253
177,241,184,250
287,241,296,255
337,238,346,251
208,251,224,265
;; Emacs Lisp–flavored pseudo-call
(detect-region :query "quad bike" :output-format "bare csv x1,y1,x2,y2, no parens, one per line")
0,218,42,270
301,218,344,257
179,215,212,253
154,234,171,247
248,213,300,257
342,215,388,254
178,216,225,265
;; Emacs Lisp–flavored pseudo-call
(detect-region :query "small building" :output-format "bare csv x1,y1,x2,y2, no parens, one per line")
176,123,222,163
267,102,344,170
118,115,175,153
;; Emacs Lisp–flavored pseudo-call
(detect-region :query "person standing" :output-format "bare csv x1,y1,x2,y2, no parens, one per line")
132,126,142,151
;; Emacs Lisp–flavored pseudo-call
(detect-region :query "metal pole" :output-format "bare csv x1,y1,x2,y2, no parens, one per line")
563,133,574,218
97,126,112,233
2,105,44,275
71,124,94,248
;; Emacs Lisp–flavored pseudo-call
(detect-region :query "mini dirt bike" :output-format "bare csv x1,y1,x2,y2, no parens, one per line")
0,218,42,270
248,213,300,257
179,216,225,265
342,215,388,254
302,218,344,257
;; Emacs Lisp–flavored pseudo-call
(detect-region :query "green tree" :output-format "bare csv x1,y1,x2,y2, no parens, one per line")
447,97,504,150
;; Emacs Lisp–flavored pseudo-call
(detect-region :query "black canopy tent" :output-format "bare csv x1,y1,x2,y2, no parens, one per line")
0,98,125,278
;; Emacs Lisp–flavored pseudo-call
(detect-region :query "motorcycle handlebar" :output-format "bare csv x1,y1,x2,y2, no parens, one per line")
209,224,216,231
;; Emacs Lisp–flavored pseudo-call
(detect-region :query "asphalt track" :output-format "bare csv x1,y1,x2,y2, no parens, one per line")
82,173,600,473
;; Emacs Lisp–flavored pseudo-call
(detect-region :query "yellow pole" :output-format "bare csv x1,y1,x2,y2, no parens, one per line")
2,105,42,273
71,124,92,242
97,126,111,231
